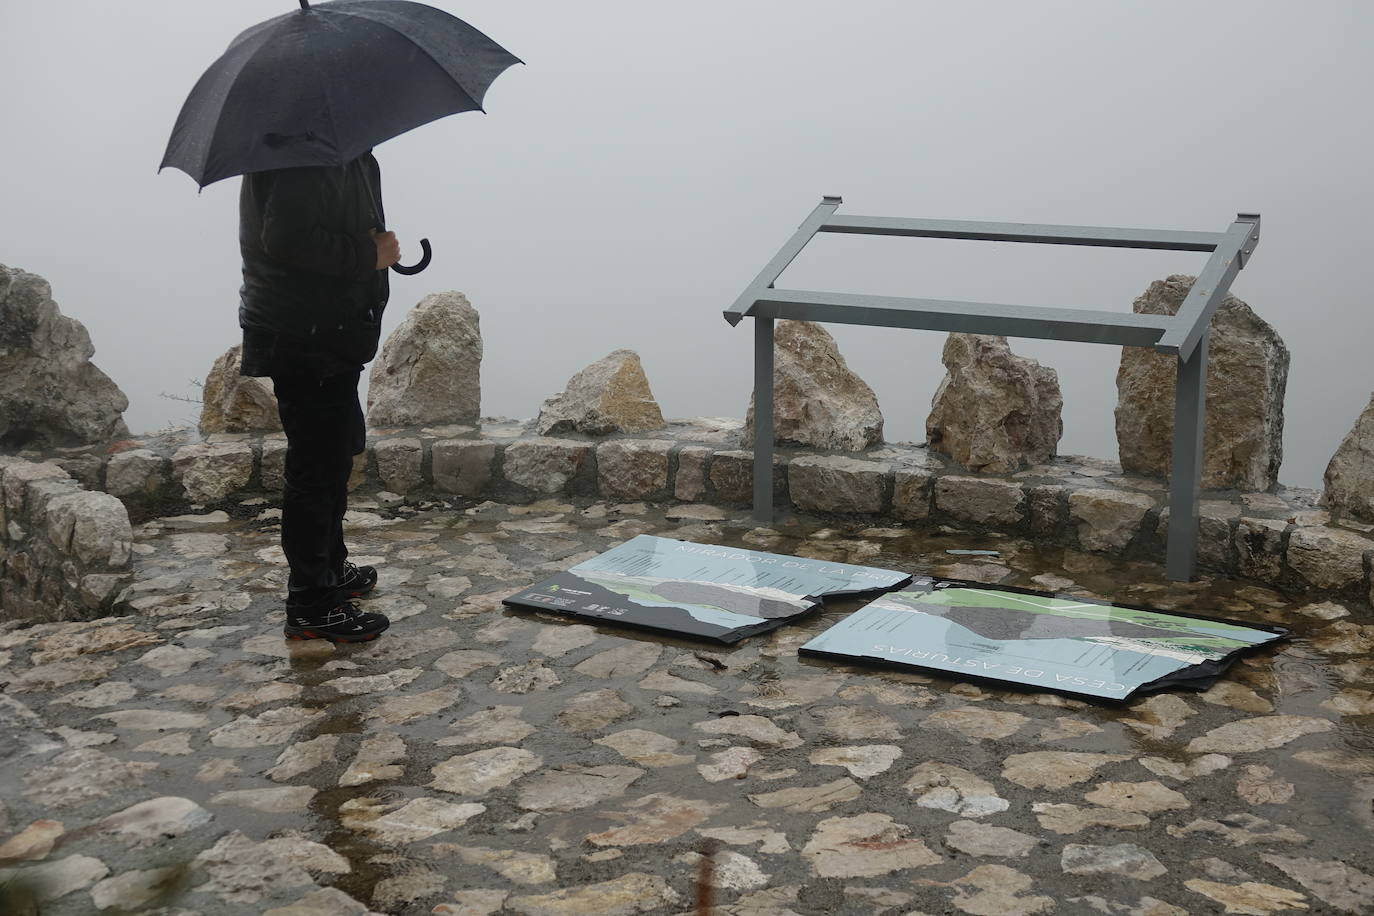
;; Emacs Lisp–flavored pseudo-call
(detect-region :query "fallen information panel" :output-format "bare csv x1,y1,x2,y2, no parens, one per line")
503,534,911,644
799,577,1287,703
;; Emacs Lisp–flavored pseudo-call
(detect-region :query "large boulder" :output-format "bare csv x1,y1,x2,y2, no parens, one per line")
743,320,882,451
199,345,281,434
0,264,129,449
1322,392,1374,523
367,292,481,427
535,349,664,436
1115,275,1288,490
926,334,1062,473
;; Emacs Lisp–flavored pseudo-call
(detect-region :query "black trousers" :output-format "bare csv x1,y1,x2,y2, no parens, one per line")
271,370,366,606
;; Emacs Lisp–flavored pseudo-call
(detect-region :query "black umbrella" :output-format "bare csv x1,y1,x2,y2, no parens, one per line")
160,0,520,274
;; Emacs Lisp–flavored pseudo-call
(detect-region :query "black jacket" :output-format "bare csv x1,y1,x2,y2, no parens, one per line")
238,152,390,377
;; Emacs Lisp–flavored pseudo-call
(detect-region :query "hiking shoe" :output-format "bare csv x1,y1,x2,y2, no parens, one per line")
284,598,390,643
340,561,378,598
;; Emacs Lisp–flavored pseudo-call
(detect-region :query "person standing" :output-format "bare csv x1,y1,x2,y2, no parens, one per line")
238,150,395,642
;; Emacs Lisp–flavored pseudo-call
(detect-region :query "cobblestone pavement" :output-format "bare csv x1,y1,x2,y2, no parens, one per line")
2,495,1372,915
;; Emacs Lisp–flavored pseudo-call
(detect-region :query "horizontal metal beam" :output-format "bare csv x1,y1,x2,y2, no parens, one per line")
820,215,1226,251
1153,214,1260,358
724,196,843,326
750,288,1173,346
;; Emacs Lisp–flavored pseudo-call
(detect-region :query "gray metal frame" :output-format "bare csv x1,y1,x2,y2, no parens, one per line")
725,197,1261,582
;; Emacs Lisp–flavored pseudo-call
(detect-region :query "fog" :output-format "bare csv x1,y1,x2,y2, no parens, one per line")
3,0,1370,488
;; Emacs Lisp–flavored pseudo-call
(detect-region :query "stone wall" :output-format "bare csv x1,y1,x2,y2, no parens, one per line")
36,417,1374,610
0,456,134,623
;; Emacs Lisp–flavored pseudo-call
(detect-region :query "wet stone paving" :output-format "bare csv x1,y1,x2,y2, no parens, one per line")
2,494,1373,915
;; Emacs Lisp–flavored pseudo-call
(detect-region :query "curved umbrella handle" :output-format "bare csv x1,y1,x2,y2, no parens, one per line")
391,238,432,275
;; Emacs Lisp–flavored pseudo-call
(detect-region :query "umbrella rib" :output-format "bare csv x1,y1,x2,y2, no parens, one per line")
195,24,288,186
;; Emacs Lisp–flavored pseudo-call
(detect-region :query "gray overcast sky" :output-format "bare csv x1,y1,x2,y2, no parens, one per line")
2,1,1370,488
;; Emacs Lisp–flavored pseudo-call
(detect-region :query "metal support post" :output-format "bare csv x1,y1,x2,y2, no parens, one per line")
1166,334,1210,581
752,316,775,523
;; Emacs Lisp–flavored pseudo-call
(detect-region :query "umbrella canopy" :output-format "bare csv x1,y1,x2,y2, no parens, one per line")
160,0,520,188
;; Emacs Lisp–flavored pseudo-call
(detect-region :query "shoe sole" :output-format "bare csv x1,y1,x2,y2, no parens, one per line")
283,625,388,643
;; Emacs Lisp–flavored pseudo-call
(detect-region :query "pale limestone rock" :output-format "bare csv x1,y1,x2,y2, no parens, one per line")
1186,715,1335,753
435,650,501,679
1082,780,1189,814
1236,765,1296,805
788,455,887,514
594,729,693,768
364,687,460,725
1137,755,1232,782
375,437,423,494
441,706,535,747
45,491,133,567
31,624,158,664
368,291,481,426
532,624,598,657
927,334,1062,472
343,796,485,844
585,794,723,847
557,689,634,733
503,438,590,494
172,441,254,503
490,660,561,693
431,747,542,796
1061,843,1167,880
944,820,1040,858
535,350,665,436
193,831,314,904
800,813,941,877
434,889,510,916
1121,693,1196,739
209,786,317,812
1286,525,1372,591
811,705,901,740
23,749,157,808
1167,813,1308,846
1183,879,1308,914
0,264,129,447
574,642,661,678
1031,803,1150,834
0,854,109,904
934,476,1026,526
507,872,680,916
697,825,791,854
674,446,711,501
674,849,769,891
209,706,326,747
698,746,763,782
808,745,902,779
324,668,423,695
903,761,1008,818
597,439,671,500
1001,752,1129,790
90,866,188,911
940,864,1054,916
340,732,407,786
748,778,861,813
693,714,803,749
104,449,168,498
1115,275,1288,489
267,735,340,781
743,320,883,451
0,819,63,860
1260,855,1374,913
199,344,281,433
96,796,211,847
1323,392,1374,522
925,707,1029,740
515,764,643,811
432,439,495,495
136,644,213,677
1069,488,1156,552
447,846,557,885
263,887,375,916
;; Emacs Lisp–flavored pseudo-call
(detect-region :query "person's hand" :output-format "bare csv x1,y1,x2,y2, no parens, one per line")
371,228,401,270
